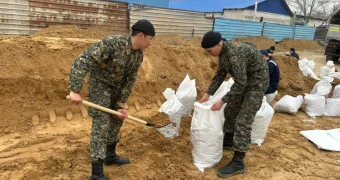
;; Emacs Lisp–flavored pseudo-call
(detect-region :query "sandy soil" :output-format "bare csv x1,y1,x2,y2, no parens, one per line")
0,27,339,180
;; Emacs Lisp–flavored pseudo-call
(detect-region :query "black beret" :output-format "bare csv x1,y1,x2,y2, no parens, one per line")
132,19,155,36
201,31,222,48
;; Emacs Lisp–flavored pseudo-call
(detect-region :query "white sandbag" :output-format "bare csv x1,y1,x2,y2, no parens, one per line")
327,61,335,67
209,78,234,102
191,101,226,172
324,98,340,117
304,94,325,117
320,66,330,78
328,72,340,79
176,74,197,117
298,58,309,71
307,60,315,70
300,128,340,152
273,95,303,114
311,80,332,98
159,88,184,138
333,85,340,98
251,97,275,145
301,66,319,80
299,58,315,71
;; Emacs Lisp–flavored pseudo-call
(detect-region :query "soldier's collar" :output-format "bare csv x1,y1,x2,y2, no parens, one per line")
125,36,133,55
220,41,229,56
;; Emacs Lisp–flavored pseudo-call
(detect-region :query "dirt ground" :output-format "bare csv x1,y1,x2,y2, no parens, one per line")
0,27,339,180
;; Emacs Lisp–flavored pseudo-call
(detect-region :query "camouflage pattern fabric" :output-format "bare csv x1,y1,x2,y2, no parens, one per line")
69,35,143,103
207,41,269,152
68,35,143,161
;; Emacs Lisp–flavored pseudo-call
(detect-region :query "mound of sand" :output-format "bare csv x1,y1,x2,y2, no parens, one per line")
1,27,339,179
232,36,323,52
232,36,276,50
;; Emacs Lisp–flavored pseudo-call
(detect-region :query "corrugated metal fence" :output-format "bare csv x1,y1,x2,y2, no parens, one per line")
214,18,316,41
0,0,129,35
214,18,263,40
130,4,213,37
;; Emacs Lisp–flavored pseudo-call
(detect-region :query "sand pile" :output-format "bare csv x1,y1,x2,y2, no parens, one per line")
232,36,324,52
276,38,323,52
232,36,276,50
33,25,122,39
0,27,339,179
273,55,318,98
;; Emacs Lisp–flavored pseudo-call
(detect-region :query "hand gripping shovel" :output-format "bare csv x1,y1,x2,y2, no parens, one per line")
66,96,172,130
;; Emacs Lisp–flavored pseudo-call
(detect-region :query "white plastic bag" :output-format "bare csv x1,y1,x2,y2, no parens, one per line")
176,74,197,117
209,78,234,103
333,85,340,98
324,98,340,117
159,88,184,138
273,95,304,114
311,80,332,98
251,97,275,145
304,94,325,117
191,101,226,172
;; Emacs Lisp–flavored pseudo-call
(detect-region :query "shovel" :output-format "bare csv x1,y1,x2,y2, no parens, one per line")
66,96,172,130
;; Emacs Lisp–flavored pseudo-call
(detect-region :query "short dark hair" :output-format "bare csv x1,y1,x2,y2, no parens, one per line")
270,46,275,51
290,48,295,52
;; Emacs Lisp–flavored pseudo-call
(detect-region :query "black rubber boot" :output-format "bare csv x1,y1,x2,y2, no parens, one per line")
223,133,234,149
217,151,246,178
90,159,108,180
104,143,130,166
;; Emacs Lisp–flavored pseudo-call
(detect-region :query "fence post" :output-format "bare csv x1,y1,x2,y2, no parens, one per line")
261,22,266,36
293,25,296,39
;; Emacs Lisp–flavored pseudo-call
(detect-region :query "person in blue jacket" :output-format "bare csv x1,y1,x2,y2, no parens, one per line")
261,51,280,105
285,48,300,60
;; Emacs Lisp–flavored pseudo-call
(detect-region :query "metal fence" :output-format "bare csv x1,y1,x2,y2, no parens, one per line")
130,4,214,37
214,17,316,41
0,0,129,36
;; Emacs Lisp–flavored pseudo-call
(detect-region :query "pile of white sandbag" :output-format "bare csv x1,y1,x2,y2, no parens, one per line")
298,58,319,80
320,61,340,78
159,74,197,138
324,84,340,117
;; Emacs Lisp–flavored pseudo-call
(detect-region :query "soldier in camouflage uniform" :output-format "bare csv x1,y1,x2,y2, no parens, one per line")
199,31,269,178
68,19,155,180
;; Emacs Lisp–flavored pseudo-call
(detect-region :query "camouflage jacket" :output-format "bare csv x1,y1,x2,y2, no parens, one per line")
69,35,143,103
207,41,269,103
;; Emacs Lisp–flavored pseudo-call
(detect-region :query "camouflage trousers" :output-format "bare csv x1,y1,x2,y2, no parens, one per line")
223,91,264,152
88,77,124,161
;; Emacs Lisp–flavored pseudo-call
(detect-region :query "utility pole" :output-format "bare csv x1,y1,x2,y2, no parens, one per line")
253,0,258,21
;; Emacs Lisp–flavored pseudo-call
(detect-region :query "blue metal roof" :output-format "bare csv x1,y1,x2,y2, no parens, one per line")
169,0,267,12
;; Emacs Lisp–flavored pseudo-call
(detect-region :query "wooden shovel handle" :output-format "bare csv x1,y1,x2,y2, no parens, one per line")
66,95,149,125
